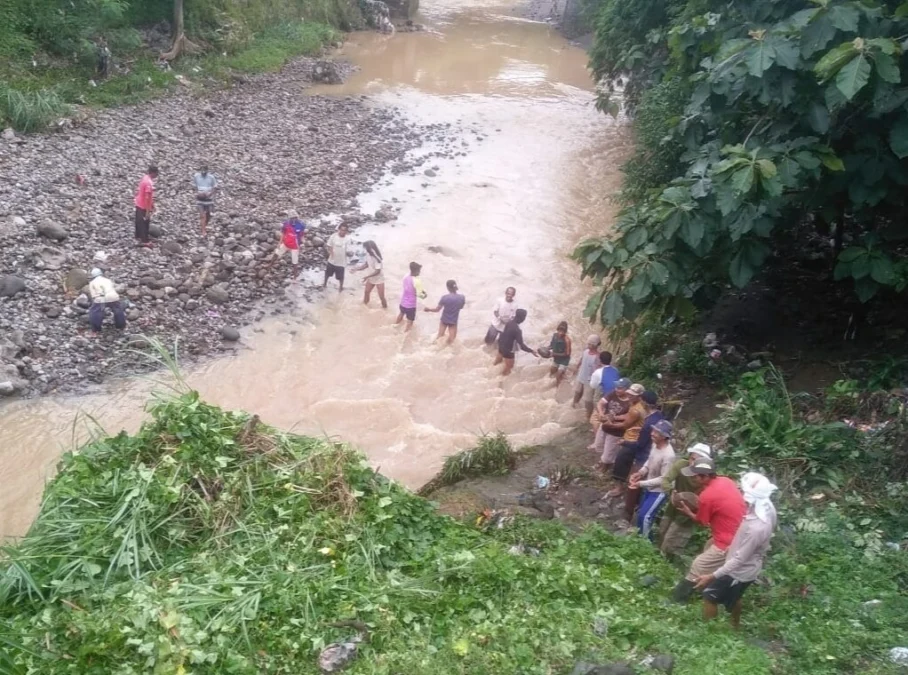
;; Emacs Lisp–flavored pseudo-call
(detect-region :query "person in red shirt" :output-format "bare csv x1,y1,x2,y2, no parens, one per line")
669,457,746,602
134,165,158,246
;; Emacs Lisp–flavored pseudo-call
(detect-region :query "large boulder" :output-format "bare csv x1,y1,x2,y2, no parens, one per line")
0,275,26,297
64,268,90,294
33,245,68,270
312,60,345,85
206,285,229,304
0,364,27,397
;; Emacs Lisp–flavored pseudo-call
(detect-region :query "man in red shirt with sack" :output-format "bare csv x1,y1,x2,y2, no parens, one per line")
669,456,746,603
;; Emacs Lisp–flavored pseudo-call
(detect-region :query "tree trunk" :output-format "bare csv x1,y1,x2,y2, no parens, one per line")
161,0,202,61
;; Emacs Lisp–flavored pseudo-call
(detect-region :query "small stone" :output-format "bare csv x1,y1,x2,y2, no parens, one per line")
650,655,675,673
162,241,183,255
2,127,14,140
424,169,437,177
220,326,240,341
0,275,26,297
639,574,659,588
36,220,69,241
126,309,140,321
148,222,163,238
45,307,62,319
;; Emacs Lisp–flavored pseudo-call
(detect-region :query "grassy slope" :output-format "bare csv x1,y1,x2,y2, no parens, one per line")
0,21,338,131
1,393,905,674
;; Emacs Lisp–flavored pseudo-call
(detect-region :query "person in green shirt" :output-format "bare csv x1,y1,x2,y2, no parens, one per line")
658,443,712,559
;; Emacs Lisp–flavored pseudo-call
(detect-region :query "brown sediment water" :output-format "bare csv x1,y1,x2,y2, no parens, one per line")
0,0,630,539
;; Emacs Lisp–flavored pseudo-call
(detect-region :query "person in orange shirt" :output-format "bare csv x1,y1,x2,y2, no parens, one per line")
134,165,158,246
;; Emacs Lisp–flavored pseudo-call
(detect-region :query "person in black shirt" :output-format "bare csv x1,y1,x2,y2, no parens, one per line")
493,309,537,375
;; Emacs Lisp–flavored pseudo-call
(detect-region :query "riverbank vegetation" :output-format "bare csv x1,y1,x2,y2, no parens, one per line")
0,0,356,131
577,0,908,328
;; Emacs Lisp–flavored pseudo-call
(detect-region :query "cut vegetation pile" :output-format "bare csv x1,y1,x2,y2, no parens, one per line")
1,392,907,674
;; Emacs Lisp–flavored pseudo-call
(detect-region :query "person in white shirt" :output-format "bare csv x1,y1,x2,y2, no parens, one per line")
629,419,676,539
192,165,217,235
323,223,350,292
354,240,386,308
484,286,519,345
88,268,126,333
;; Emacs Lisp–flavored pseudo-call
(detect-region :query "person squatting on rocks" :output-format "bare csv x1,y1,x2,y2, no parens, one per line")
694,472,778,628
267,212,306,276
548,321,572,386
669,456,747,603
134,165,158,247
192,164,218,236
323,223,350,291
396,262,427,331
484,286,519,346
88,268,126,333
494,308,538,376
572,334,602,417
628,419,676,538
425,279,465,344
658,443,712,558
355,240,387,308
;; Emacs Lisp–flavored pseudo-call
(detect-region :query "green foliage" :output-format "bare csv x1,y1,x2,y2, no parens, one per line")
581,0,908,326
222,22,337,73
0,86,71,132
1,392,906,674
436,433,517,486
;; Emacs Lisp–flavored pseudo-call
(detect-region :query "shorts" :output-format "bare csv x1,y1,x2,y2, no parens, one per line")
574,381,596,403
274,243,300,265
498,347,515,360
441,319,458,327
703,575,754,610
197,201,213,213
552,360,569,372
399,305,416,321
365,275,385,286
325,263,345,282
686,541,727,581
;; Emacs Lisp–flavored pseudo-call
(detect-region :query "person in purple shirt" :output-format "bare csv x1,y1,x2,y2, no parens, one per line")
425,279,466,344
396,262,427,332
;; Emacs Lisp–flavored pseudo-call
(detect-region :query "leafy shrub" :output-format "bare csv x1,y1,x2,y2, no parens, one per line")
436,432,516,486
0,85,70,132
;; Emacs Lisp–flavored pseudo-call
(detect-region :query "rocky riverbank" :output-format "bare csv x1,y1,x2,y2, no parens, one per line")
0,56,459,398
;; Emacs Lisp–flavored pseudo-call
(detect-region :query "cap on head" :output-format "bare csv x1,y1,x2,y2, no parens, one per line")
587,334,602,347
641,390,658,405
687,443,712,459
90,268,103,278
628,383,645,396
652,419,673,439
615,377,631,390
681,457,716,477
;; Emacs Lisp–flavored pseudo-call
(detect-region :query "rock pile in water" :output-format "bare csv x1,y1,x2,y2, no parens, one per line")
0,56,455,398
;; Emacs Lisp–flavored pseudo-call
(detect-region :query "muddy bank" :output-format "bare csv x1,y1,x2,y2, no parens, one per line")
0,56,461,399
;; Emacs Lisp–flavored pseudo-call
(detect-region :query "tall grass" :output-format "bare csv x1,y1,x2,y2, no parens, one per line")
434,433,517,488
0,86,70,132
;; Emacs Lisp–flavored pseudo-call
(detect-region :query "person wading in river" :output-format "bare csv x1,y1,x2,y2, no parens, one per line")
425,279,466,344
355,240,387,308
192,164,217,236
485,286,519,345
134,165,158,247
548,321,572,387
572,335,602,417
323,223,349,292
396,262,427,331
494,308,538,375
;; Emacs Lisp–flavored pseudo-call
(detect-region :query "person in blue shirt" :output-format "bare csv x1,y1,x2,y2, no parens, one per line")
590,351,619,399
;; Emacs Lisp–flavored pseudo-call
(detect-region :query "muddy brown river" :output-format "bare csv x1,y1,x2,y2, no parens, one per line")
0,0,629,539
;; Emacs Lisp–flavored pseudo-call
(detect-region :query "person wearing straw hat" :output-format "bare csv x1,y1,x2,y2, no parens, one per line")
695,472,778,628
629,419,676,538
669,456,746,603
658,443,713,557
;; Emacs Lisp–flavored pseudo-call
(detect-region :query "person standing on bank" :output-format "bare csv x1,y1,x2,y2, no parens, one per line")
609,390,663,499
695,472,778,629
669,457,747,603
192,164,217,236
658,443,713,558
548,321,572,386
494,308,538,375
485,286,519,345
88,268,126,334
323,223,349,291
425,279,466,343
572,335,602,417
355,240,387,308
134,165,158,247
629,419,676,538
396,261,427,331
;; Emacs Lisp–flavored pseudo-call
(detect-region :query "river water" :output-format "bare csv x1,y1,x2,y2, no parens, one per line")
0,0,629,539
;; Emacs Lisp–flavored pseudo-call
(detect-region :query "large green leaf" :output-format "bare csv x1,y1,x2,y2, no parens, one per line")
625,273,653,302
827,3,860,32
807,102,830,133
869,254,895,284
888,117,908,158
746,40,777,77
835,53,872,100
801,15,838,57
729,250,757,287
679,218,705,248
873,52,901,84
583,288,606,319
646,260,670,286
731,167,755,194
854,277,879,302
815,43,858,81
768,36,800,70
602,291,625,325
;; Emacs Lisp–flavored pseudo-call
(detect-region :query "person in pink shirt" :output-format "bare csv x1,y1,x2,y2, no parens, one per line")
134,165,158,246
395,262,427,331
